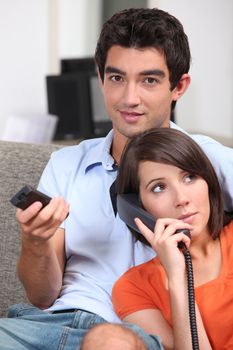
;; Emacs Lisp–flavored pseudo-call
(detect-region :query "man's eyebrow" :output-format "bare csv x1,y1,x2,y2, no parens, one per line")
104,66,165,78
139,69,165,77
105,66,126,75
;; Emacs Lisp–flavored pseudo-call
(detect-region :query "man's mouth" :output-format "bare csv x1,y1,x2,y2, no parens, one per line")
119,110,144,122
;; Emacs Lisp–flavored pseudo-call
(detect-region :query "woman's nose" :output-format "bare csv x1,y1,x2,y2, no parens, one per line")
174,187,190,207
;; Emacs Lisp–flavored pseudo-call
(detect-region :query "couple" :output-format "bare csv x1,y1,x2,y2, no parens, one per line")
1,7,233,350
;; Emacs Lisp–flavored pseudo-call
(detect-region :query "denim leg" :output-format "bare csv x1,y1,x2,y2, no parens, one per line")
0,304,107,350
0,304,163,350
64,309,107,350
124,323,163,350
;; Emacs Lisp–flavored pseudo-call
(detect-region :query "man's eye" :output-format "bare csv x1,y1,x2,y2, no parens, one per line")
110,75,123,82
144,77,158,85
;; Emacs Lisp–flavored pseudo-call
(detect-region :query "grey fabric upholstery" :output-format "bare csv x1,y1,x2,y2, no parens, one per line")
0,140,63,317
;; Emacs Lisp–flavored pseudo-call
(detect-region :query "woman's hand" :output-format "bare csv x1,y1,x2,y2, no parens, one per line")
135,217,192,278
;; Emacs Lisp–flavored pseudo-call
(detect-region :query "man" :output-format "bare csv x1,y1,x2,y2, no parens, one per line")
0,7,232,350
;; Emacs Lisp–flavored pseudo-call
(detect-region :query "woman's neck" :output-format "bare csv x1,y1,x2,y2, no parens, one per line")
189,227,219,258
190,236,221,287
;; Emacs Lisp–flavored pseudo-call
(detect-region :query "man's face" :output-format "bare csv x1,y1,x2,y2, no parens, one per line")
100,45,181,140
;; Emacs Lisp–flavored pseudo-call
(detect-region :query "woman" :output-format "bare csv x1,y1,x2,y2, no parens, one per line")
112,128,233,350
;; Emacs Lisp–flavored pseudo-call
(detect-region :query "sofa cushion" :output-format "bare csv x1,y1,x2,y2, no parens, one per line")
0,140,62,317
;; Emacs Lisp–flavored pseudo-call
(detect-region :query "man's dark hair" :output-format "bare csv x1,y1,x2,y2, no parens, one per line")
95,7,191,92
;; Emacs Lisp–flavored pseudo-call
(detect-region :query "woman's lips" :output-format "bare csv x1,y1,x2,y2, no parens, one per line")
178,213,197,224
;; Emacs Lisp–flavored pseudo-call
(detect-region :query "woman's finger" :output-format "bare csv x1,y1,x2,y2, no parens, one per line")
134,217,155,245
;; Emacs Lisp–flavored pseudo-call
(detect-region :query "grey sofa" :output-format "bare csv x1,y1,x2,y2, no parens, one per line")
0,140,63,317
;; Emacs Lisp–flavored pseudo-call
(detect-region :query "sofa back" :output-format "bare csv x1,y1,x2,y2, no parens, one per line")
0,140,62,317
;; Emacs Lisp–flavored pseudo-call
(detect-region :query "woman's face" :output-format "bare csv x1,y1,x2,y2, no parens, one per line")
138,161,210,238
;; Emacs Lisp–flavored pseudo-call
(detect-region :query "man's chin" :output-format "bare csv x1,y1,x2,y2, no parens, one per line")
119,128,144,140
122,126,153,139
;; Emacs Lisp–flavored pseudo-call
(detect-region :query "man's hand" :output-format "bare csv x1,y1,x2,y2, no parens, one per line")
16,197,69,244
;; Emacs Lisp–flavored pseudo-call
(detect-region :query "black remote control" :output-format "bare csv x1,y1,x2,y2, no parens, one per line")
10,185,51,210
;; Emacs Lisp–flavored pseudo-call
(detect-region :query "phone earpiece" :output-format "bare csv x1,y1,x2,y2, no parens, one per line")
117,193,155,233
117,193,191,245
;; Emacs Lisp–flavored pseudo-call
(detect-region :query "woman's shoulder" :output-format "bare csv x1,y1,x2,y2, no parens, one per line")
221,220,233,254
115,257,165,288
221,220,233,238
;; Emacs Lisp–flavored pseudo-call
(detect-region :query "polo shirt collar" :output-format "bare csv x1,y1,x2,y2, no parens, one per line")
84,129,116,173
84,122,184,174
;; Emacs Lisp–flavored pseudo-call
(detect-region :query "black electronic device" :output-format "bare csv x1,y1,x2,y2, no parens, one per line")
117,193,190,239
117,193,155,232
61,57,96,74
46,72,112,140
46,73,93,140
10,185,51,210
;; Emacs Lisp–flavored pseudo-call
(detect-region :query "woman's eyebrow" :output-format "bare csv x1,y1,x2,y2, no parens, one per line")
146,177,164,189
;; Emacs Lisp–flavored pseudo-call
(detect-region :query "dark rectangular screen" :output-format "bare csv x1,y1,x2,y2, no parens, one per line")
61,57,96,74
46,72,112,140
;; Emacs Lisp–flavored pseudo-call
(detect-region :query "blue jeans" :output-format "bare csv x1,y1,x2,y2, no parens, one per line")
0,304,163,350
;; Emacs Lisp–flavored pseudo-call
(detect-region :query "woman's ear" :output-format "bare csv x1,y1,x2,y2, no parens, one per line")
172,73,191,101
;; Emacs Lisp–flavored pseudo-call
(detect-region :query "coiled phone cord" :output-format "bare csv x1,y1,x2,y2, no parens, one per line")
184,249,199,350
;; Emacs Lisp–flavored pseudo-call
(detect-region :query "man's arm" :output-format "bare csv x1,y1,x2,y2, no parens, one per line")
17,197,69,309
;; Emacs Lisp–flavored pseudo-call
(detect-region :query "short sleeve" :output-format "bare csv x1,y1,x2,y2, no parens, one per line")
112,267,157,320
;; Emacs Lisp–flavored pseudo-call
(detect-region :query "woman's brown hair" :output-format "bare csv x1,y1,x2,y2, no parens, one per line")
117,128,225,242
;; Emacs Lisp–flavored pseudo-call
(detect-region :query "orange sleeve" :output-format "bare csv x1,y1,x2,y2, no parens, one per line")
112,275,155,319
112,268,157,319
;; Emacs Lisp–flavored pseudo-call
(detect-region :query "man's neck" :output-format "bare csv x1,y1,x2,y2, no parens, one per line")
111,131,128,166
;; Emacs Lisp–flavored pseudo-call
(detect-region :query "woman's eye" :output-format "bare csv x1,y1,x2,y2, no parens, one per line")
152,184,165,193
184,174,197,183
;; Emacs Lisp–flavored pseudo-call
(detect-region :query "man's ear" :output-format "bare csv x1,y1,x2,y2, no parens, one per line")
172,73,191,101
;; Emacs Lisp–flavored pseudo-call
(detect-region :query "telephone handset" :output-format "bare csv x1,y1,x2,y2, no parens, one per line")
117,193,155,232
116,193,191,241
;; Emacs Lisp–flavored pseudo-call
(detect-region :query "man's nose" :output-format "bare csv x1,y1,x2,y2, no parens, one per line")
122,82,141,106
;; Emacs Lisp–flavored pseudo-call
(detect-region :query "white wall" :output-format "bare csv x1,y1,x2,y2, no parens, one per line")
58,0,102,58
0,0,102,138
148,0,233,138
0,0,48,134
48,0,102,73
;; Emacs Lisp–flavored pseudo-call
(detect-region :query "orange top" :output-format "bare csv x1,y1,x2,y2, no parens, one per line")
112,221,233,350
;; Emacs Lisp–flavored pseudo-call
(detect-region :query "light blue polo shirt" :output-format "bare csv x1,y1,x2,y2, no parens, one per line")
38,130,155,322
38,125,233,322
